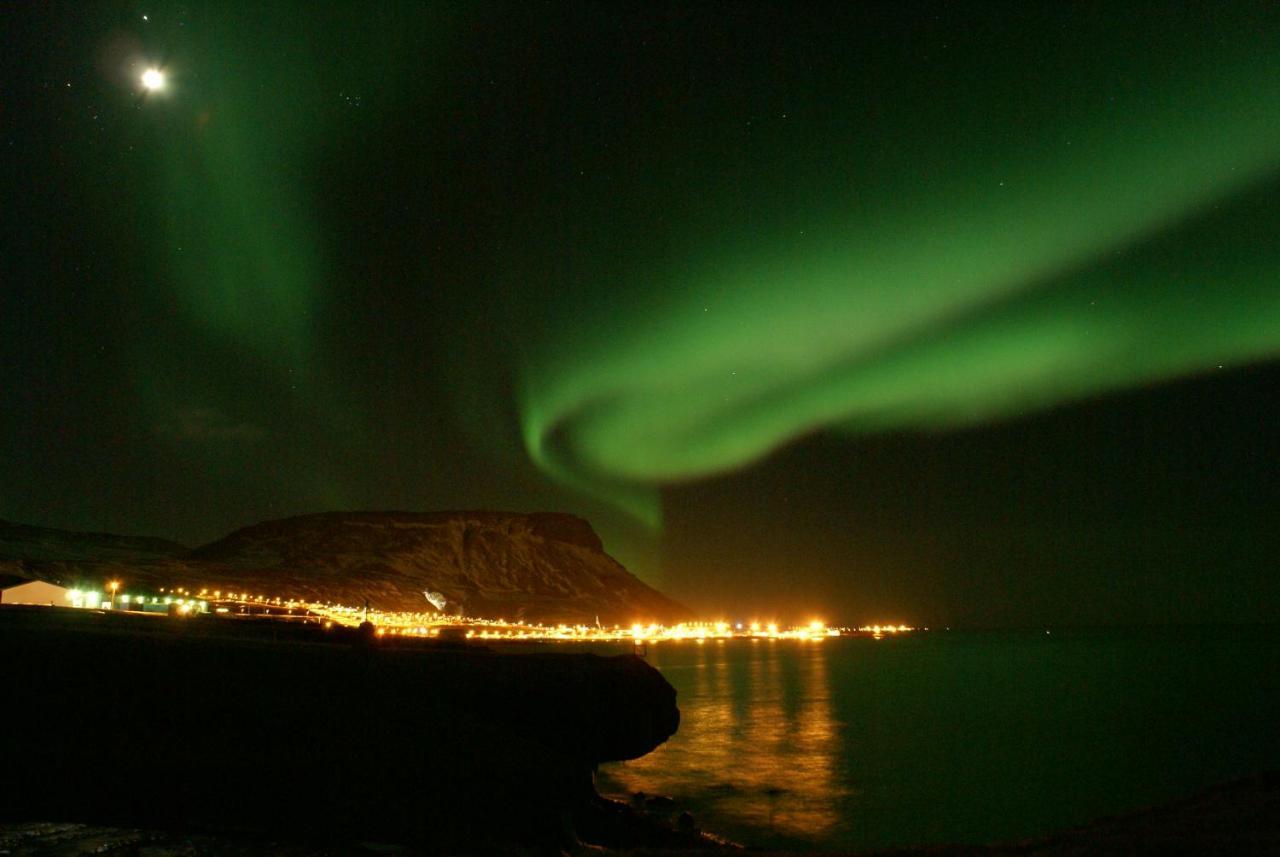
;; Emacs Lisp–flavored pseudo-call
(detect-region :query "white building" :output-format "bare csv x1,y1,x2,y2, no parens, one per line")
0,578,70,606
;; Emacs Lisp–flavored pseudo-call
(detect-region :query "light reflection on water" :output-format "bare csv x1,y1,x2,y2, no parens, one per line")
600,628,1280,852
601,638,842,845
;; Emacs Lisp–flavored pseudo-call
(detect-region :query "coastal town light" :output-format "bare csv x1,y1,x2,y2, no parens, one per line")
48,584,916,640
80,582,911,642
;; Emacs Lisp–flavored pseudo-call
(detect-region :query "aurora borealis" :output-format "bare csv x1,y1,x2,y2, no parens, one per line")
4,2,1279,624
520,7,1280,527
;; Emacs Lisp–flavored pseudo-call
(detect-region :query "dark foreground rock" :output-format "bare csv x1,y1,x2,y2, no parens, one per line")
0,607,680,852
2,772,1277,856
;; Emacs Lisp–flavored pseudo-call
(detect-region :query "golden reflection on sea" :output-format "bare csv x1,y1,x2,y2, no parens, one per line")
602,639,841,841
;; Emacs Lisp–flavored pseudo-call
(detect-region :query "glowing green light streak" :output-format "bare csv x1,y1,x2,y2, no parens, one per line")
521,43,1280,527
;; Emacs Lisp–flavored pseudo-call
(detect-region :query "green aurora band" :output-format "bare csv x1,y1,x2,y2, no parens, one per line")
126,7,452,509
107,5,1280,541
518,24,1280,529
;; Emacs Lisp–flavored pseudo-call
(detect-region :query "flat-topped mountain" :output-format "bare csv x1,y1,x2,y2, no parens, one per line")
0,511,690,625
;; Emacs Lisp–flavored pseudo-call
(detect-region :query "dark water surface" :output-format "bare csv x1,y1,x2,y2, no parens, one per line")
598,627,1280,852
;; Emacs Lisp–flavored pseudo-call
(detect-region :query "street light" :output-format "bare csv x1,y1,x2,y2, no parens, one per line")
107,580,121,610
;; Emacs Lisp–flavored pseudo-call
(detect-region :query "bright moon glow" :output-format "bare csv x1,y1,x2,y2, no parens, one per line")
141,68,165,91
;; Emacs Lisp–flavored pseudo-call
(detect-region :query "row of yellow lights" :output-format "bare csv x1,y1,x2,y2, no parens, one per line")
311,608,914,643
73,582,914,642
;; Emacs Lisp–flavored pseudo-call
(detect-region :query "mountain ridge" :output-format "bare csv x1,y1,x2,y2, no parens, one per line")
0,511,689,625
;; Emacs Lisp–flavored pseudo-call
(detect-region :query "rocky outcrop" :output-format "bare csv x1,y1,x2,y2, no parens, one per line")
0,511,691,625
0,607,680,851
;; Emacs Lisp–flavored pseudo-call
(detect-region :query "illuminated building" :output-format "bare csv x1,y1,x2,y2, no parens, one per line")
0,577,70,606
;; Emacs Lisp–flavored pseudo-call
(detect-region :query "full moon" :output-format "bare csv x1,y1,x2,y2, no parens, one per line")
141,68,165,91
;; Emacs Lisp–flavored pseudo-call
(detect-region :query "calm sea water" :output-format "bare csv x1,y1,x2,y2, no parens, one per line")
597,627,1280,852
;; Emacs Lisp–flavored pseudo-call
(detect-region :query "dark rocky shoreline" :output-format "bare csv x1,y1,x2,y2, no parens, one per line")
5,607,1277,855
3,771,1278,855
0,606,685,853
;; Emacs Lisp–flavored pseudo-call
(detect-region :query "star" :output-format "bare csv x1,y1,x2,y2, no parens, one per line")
141,68,165,91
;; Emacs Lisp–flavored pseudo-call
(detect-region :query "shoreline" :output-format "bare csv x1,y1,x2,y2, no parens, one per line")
5,608,1276,855
3,771,1278,855
0,606,679,853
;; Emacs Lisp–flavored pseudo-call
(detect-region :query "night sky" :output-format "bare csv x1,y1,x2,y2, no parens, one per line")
5,2,1279,626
